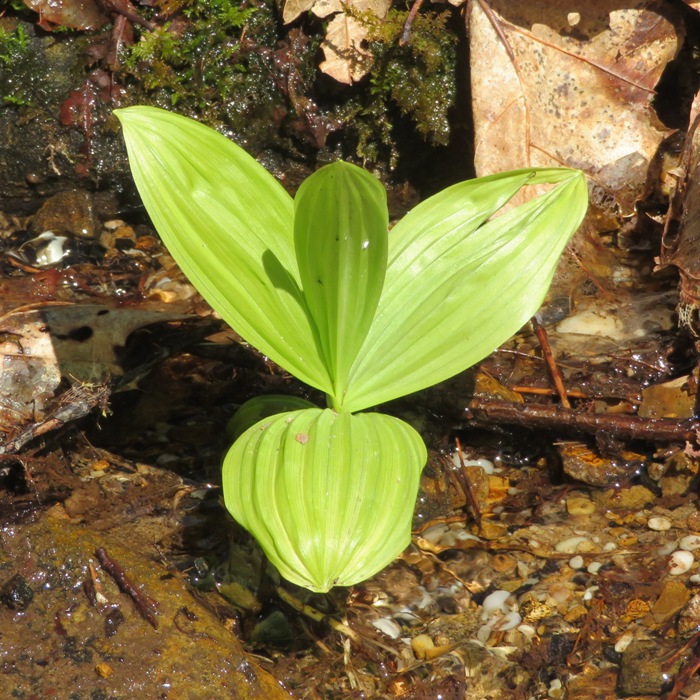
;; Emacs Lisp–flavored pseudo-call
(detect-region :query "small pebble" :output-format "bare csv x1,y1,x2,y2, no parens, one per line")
648,516,672,531
411,634,434,659
548,678,563,699
482,590,511,617
669,550,695,576
568,555,584,569
516,623,537,639
491,553,517,573
372,617,402,639
491,610,522,631
555,536,591,554
603,541,617,552
583,585,599,601
566,496,596,516
687,510,700,531
615,630,635,653
548,582,572,604
450,454,496,474
421,524,450,545
587,561,603,575
679,535,700,551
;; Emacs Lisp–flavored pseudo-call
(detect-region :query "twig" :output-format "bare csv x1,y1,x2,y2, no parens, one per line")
532,315,571,409
95,547,159,629
452,438,482,527
474,0,515,61
465,399,700,443
399,0,427,45
510,386,588,399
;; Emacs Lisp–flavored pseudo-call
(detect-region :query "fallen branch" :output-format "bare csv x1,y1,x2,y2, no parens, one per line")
464,399,699,443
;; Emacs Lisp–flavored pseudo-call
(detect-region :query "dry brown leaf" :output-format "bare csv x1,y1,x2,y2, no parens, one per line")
282,0,316,24
284,0,390,83
469,0,682,214
318,0,390,83
312,0,344,18
320,13,375,84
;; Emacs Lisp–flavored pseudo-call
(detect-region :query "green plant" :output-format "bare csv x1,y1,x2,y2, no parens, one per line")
115,106,588,592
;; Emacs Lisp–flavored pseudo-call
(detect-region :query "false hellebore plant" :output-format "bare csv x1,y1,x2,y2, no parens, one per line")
115,106,588,592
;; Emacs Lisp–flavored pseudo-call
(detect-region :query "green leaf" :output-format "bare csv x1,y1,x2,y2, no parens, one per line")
342,168,588,412
226,395,318,440
222,408,426,592
114,106,332,394
294,162,388,408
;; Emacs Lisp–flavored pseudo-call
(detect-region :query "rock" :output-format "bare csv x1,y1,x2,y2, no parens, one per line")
30,189,99,238
619,640,681,696
644,579,690,626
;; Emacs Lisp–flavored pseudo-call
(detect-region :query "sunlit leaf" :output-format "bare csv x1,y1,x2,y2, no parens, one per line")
294,162,388,407
342,168,588,411
114,106,332,394
222,408,426,592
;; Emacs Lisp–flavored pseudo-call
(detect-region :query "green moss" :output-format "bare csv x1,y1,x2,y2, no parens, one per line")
121,0,458,165
347,8,458,165
0,23,32,105
123,0,261,115
0,22,29,64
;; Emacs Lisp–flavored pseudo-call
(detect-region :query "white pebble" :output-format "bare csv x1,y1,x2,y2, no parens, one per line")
614,630,635,653
548,678,563,699
669,550,695,575
420,523,450,545
491,610,522,631
648,516,672,531
587,561,603,575
568,555,584,569
482,590,511,618
450,454,496,474
371,617,402,639
603,542,617,552
680,535,700,551
583,585,599,601
516,623,537,639
555,536,590,554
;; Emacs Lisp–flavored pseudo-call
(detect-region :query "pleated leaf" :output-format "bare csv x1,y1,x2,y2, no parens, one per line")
222,408,426,592
342,168,588,412
294,162,388,408
114,106,332,394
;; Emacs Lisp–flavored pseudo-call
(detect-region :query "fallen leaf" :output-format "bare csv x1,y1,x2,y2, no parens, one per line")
469,0,682,214
320,12,374,84
282,0,316,24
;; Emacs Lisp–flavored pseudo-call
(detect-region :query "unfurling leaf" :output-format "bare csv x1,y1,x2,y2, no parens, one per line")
223,408,427,592
294,162,388,406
